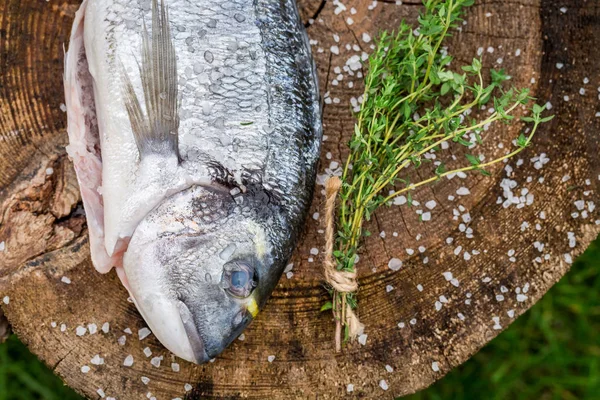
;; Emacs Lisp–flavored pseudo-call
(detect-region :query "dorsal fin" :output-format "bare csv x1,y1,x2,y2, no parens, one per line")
121,0,179,159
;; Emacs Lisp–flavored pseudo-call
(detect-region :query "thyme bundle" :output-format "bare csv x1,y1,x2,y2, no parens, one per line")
322,0,553,350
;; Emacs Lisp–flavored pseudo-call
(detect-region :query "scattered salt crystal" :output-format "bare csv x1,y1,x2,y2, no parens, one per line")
141,377,150,385
97,389,105,398
124,355,134,367
456,187,470,196
410,318,417,325
184,384,193,392
421,212,431,221
139,327,152,340
388,258,402,271
81,365,90,373
88,323,98,335
379,380,389,390
358,334,368,345
398,322,405,328
347,384,354,393
560,7,567,13
143,347,152,357
60,103,67,112
61,276,71,284
310,247,319,255
60,324,67,332
507,309,515,318
517,294,528,302
417,284,424,292
450,278,460,287
46,168,54,175
556,62,564,69
386,285,394,292
385,364,393,373
267,355,276,363
564,253,573,264
457,313,465,321
425,200,437,210
432,362,440,372
101,322,109,333
76,326,86,336
90,355,104,365
496,294,505,302
435,301,442,311
124,328,132,334
171,362,181,372
0,242,4,252
118,336,126,346
492,316,502,330
330,45,340,55
2,296,9,305
238,333,245,341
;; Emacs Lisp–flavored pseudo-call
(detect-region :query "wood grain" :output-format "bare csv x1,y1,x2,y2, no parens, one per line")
0,0,599,398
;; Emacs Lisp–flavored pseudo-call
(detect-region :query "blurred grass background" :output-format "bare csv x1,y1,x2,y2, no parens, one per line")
0,237,598,400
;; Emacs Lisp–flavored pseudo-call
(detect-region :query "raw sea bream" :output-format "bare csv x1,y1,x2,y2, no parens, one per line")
64,0,321,363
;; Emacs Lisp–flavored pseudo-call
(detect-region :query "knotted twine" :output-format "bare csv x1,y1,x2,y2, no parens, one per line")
323,176,364,352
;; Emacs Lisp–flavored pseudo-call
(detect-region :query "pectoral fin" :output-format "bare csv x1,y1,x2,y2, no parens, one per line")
121,0,179,159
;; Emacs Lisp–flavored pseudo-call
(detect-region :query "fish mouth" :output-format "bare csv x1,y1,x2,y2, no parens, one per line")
177,301,210,364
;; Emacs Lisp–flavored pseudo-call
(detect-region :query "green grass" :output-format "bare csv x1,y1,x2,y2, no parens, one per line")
0,238,598,400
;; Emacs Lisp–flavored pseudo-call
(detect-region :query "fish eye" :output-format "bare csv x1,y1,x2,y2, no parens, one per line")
221,261,257,298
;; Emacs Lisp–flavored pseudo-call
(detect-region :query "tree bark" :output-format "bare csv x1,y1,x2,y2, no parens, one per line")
0,0,598,398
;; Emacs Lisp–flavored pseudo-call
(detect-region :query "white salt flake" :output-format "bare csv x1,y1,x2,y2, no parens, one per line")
76,326,87,336
385,364,394,373
81,365,90,373
347,384,354,393
388,258,402,271
117,335,126,346
2,296,9,305
88,323,98,335
456,187,470,196
124,355,134,367
379,380,389,391
101,322,109,333
358,333,368,346
432,362,440,372
61,276,71,284
267,355,276,363
143,347,152,357
139,327,152,340
184,384,193,392
517,294,528,302
151,356,163,368
141,377,150,385
90,355,104,365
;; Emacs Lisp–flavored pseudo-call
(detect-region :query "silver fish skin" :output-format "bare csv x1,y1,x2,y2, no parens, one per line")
64,0,321,363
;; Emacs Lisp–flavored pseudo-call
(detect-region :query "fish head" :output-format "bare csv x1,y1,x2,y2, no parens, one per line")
123,184,283,364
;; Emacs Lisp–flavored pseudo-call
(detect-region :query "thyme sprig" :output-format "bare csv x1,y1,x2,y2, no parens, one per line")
325,0,553,346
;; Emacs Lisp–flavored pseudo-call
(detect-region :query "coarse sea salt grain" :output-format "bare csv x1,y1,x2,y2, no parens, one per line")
151,356,163,367
358,334,368,345
61,276,71,284
97,389,105,398
124,355,134,367
139,327,152,340
102,322,110,333
379,380,389,390
184,384,193,392
141,377,150,385
81,365,90,373
432,362,440,372
0,242,5,252
2,296,9,305
90,355,104,365
143,347,152,357
171,362,180,372
118,336,126,346
76,326,87,336
388,258,402,271
347,384,354,393
267,355,276,363
88,323,98,334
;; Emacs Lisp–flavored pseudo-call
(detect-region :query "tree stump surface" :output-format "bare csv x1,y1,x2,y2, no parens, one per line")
0,0,599,398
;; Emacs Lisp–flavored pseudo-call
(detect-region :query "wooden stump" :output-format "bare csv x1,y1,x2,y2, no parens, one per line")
1,0,599,398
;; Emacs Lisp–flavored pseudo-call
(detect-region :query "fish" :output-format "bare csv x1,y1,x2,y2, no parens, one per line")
64,0,321,363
